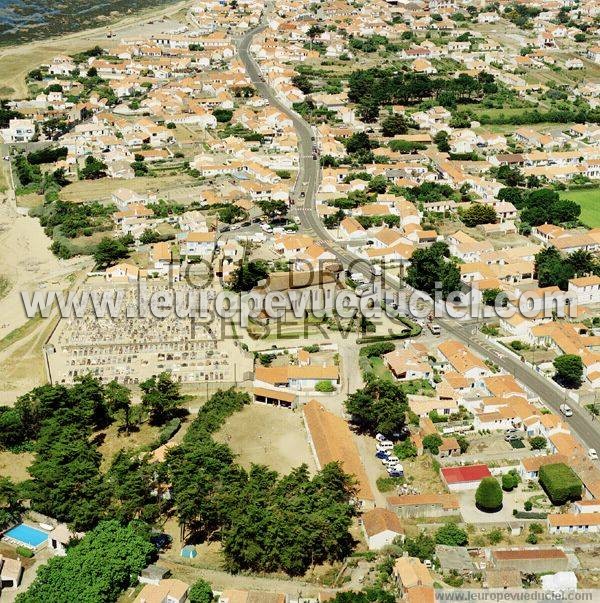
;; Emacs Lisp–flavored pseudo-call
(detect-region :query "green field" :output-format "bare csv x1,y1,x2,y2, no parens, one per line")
559,188,600,227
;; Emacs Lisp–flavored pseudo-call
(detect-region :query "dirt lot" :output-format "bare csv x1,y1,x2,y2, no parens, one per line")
59,174,197,204
0,450,34,482
214,403,317,475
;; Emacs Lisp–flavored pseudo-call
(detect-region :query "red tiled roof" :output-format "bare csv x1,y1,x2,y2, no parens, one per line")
441,464,491,484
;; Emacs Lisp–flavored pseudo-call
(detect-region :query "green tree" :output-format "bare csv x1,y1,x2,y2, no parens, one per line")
456,435,469,453
28,420,108,530
461,203,498,227
93,237,129,268
475,477,503,512
403,531,435,561
406,242,461,297
529,435,547,450
80,155,107,180
16,520,154,603
229,260,269,293
553,354,583,388
345,379,408,436
107,450,162,524
501,472,519,491
0,477,24,530
394,439,417,459
105,380,132,433
482,288,506,307
141,372,184,425
381,114,409,137
188,579,214,603
422,434,442,455
435,522,468,546
345,132,373,154
433,130,450,153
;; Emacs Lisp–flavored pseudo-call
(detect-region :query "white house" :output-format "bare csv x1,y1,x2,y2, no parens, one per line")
2,118,35,143
180,231,217,258
361,508,404,550
548,513,600,534
568,276,600,306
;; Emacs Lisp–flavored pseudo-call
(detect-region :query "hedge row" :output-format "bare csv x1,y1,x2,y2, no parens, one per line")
539,463,582,506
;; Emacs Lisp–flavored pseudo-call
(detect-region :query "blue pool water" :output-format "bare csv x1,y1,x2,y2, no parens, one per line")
4,524,48,548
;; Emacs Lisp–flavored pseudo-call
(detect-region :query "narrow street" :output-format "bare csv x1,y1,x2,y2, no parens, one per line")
237,14,600,456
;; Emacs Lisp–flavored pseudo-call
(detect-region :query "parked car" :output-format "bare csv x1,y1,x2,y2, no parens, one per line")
355,283,373,297
376,441,393,453
504,433,521,441
382,455,400,467
375,450,389,460
560,404,573,417
589,448,598,461
388,464,404,477
375,433,388,443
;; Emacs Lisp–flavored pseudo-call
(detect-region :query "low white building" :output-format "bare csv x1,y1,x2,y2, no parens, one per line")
180,231,217,258
568,276,600,306
361,508,404,550
2,118,35,143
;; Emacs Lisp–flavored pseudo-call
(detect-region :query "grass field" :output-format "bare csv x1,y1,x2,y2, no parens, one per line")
559,187,600,227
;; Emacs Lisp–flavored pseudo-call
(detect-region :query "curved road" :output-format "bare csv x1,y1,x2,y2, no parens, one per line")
237,19,600,453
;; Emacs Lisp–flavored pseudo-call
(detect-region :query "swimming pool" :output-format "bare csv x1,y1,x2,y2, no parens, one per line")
4,524,48,548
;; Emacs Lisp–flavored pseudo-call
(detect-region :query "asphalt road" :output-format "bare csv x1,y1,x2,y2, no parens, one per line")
439,318,600,451
237,20,600,453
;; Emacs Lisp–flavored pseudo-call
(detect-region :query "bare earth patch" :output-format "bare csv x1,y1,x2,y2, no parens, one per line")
214,403,317,475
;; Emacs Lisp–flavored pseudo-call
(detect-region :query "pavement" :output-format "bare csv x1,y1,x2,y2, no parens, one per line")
237,17,600,457
439,319,600,452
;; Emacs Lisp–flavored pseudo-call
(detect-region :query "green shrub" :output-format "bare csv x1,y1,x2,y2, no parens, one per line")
475,477,503,512
423,434,442,455
16,546,34,558
539,463,582,505
435,522,468,546
315,380,335,393
302,344,320,353
359,341,396,357
157,418,181,446
501,471,520,491
376,476,404,492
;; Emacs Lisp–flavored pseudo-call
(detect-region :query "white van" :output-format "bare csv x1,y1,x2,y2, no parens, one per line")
376,441,394,453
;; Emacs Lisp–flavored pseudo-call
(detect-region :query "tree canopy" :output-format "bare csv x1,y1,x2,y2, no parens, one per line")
553,354,583,388
16,521,154,603
475,477,503,513
406,242,461,297
345,379,408,436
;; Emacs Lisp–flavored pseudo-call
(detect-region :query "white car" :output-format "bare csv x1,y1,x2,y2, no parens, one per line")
375,433,387,443
589,448,598,461
560,404,573,417
355,283,374,297
376,442,393,453
382,455,400,467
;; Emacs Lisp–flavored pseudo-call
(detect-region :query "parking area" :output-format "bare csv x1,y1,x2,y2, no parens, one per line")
456,487,532,524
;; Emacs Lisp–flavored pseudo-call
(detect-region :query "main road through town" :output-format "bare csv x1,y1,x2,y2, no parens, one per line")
237,19,600,452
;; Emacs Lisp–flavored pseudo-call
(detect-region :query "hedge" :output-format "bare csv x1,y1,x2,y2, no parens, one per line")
16,546,34,558
359,341,396,357
539,463,582,505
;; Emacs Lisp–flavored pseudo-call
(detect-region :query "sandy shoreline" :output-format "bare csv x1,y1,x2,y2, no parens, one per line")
0,0,190,98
